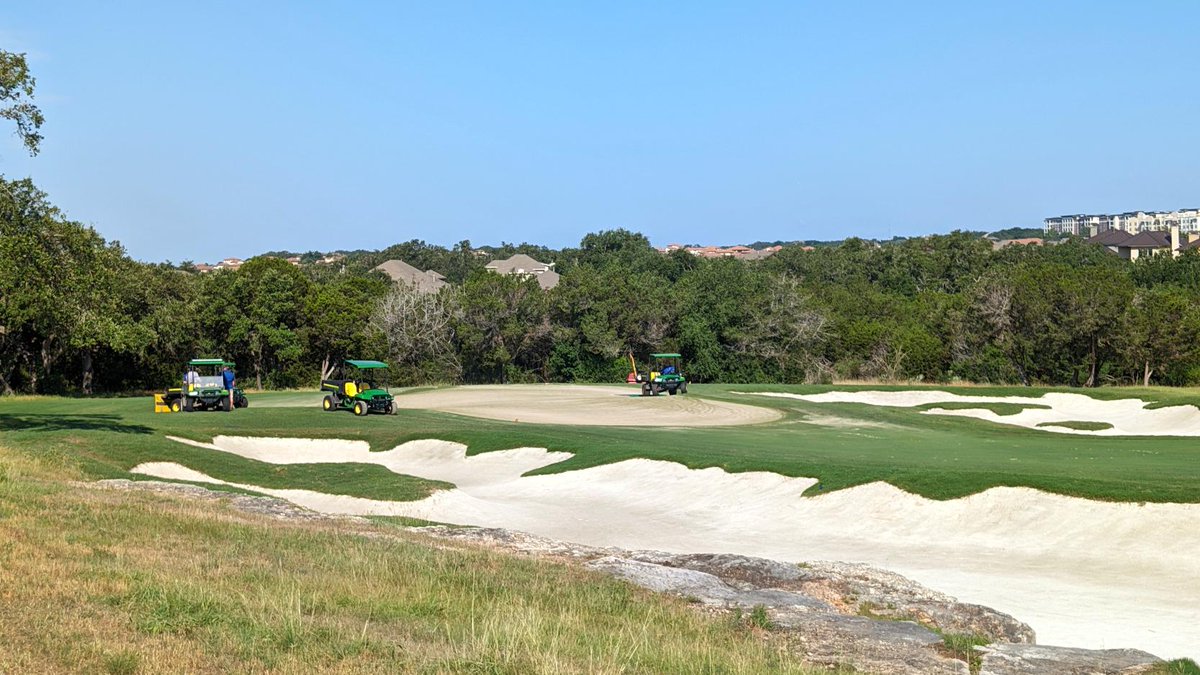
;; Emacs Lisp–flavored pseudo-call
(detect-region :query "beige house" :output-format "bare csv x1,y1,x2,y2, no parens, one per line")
1086,226,1200,260
372,259,447,293
484,254,559,290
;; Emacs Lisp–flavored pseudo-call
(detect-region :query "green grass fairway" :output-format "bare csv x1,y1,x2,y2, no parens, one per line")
3,383,1200,503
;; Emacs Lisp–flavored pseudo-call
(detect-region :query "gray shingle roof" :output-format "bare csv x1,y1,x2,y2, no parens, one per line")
372,260,447,292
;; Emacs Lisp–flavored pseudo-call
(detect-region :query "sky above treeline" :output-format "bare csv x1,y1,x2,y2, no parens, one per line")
2,1,1198,263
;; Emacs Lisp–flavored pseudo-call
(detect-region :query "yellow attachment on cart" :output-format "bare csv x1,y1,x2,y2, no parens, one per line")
153,393,173,413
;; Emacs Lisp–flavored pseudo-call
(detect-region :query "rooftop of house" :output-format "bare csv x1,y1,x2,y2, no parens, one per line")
372,259,447,292
485,254,553,274
1087,230,1134,247
1122,231,1171,249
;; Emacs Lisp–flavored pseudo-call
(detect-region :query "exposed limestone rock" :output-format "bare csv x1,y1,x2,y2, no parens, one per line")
978,644,1162,674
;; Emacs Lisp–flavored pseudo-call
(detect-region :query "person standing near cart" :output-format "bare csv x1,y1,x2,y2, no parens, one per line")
222,365,236,410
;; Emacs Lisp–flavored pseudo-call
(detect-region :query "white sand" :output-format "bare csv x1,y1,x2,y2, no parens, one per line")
136,435,1200,660
756,390,1200,436
391,384,780,426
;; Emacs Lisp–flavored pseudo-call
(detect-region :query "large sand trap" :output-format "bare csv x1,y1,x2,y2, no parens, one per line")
136,435,1200,660
756,390,1200,436
391,384,780,426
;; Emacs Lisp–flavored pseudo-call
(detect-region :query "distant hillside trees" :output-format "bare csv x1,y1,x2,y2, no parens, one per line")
10,186,1200,393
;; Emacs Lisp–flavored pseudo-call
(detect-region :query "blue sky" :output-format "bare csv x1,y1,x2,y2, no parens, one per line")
2,1,1198,262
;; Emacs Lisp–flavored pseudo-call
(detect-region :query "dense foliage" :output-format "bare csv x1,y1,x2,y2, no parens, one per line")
6,174,1200,394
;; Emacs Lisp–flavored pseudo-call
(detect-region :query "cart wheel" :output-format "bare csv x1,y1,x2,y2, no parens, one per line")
220,396,231,412
183,397,194,412
353,400,368,416
668,386,676,395
323,395,334,411
170,401,181,412
680,383,688,394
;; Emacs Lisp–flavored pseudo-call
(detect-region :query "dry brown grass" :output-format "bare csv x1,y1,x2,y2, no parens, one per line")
0,444,827,674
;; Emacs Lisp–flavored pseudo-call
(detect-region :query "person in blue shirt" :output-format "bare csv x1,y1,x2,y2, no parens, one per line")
222,365,236,409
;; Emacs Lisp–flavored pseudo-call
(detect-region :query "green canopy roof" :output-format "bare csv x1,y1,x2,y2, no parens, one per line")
188,358,227,366
651,353,681,358
346,359,389,369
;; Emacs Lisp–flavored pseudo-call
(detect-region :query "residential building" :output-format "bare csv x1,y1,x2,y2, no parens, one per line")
215,257,244,270
991,238,1044,250
655,244,782,259
1045,209,1200,236
372,259,448,293
1085,226,1200,260
484,254,559,290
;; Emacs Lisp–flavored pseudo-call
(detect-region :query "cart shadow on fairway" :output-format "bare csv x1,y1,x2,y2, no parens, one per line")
0,414,154,435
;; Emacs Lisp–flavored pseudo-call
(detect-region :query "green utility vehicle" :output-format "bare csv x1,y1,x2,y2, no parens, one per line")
163,359,248,412
320,360,396,416
627,352,688,396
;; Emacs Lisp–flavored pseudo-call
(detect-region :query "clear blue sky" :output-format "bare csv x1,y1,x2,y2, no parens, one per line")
3,1,1198,262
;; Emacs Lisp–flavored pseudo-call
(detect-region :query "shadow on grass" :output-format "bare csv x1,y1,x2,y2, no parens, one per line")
0,414,154,435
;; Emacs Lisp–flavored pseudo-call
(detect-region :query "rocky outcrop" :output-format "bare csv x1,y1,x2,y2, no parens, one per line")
415,526,1162,675
977,644,1162,674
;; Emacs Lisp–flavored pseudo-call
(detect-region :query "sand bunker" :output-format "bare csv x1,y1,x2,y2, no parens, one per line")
392,384,780,426
756,390,1200,436
135,435,1200,660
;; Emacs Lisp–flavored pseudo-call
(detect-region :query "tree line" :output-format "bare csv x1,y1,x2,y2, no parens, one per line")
7,179,1200,395
5,47,1200,394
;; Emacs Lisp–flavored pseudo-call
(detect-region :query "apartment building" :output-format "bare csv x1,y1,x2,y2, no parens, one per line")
1045,209,1200,236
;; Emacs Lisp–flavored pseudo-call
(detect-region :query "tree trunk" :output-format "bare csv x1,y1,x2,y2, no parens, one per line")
321,354,333,380
1143,361,1153,387
81,350,94,395
1084,338,1099,388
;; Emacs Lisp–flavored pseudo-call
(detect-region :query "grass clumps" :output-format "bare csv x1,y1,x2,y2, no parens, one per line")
1035,420,1114,432
918,402,1050,416
0,443,823,673
937,632,990,674
1151,659,1200,675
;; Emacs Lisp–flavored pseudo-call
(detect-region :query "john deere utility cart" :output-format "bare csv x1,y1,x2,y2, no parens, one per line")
627,352,688,396
320,360,396,416
159,359,247,412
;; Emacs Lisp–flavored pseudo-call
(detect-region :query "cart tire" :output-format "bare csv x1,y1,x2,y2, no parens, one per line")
680,383,688,394
668,386,677,395
183,397,194,412
641,383,652,397
220,396,231,412
323,395,334,411
353,400,369,416
170,401,181,412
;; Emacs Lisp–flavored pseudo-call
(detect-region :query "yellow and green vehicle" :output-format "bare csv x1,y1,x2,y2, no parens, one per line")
627,352,688,396
320,360,396,416
161,359,247,412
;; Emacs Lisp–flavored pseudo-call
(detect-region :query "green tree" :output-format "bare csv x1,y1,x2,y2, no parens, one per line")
304,275,390,379
1,50,44,155
217,257,312,389
454,271,552,383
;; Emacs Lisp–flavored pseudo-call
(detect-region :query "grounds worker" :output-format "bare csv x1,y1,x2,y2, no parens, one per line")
222,365,236,409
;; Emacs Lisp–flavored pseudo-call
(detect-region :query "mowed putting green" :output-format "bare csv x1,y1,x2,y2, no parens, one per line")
2,383,1200,503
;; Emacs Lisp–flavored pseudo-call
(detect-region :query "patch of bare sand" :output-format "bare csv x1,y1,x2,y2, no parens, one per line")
136,436,1200,661
392,384,780,426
